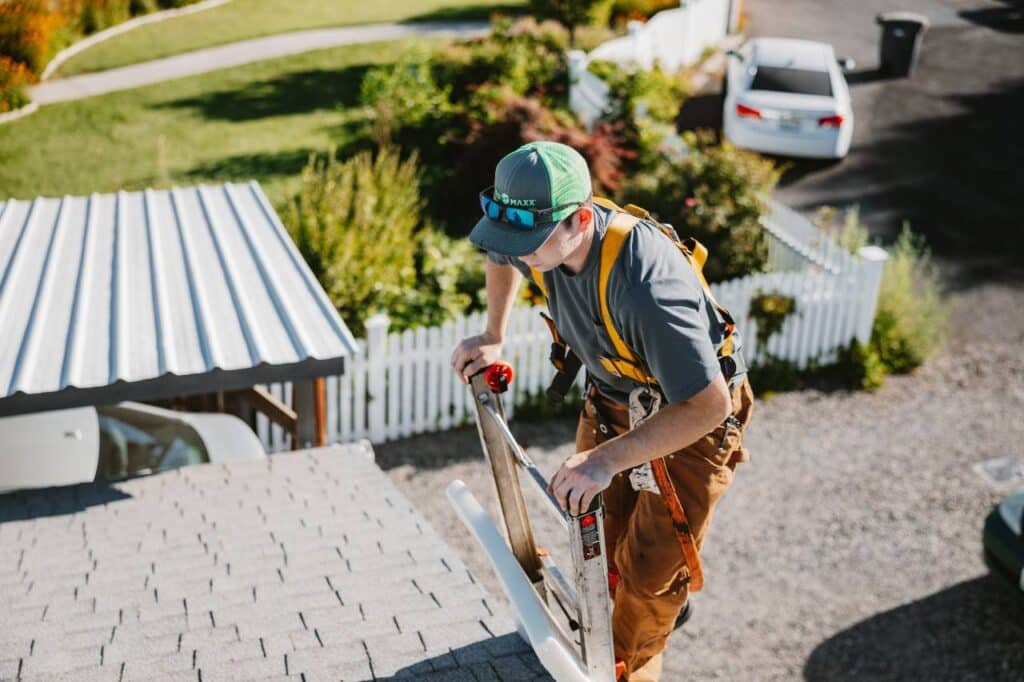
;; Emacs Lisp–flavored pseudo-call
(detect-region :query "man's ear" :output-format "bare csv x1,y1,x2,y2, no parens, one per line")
575,205,594,231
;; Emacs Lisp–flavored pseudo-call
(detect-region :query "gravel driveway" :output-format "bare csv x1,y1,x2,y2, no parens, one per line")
378,279,1024,681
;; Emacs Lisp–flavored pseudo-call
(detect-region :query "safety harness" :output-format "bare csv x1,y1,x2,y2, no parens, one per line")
531,197,746,593
533,196,743,402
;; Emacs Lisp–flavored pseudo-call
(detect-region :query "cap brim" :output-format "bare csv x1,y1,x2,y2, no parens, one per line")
469,215,557,258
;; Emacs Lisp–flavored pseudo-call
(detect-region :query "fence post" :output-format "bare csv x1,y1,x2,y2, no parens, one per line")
853,246,889,345
627,20,646,68
567,49,588,128
568,49,587,83
365,314,390,443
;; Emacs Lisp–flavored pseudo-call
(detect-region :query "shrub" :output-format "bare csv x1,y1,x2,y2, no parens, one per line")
433,87,633,231
748,342,887,396
620,129,780,282
528,0,605,44
129,0,159,14
605,0,679,24
570,22,616,52
285,146,424,337
815,206,949,376
286,146,490,335
431,16,569,107
359,48,452,145
76,0,132,34
0,56,32,112
833,340,887,391
589,58,693,129
0,0,64,76
388,230,487,331
358,17,575,230
870,223,949,374
748,290,797,353
813,204,869,254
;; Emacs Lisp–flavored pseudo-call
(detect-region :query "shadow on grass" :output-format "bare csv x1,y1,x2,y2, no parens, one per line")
182,148,318,186
803,575,1024,681
404,3,525,23
158,64,373,122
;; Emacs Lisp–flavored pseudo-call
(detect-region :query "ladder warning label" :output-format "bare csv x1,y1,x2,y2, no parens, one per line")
581,523,601,560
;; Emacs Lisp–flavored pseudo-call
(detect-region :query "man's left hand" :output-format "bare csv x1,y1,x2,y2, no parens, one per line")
548,450,615,517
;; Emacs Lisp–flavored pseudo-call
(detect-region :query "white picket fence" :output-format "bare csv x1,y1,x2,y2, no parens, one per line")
256,199,887,452
591,0,731,71
569,0,734,128
256,307,582,452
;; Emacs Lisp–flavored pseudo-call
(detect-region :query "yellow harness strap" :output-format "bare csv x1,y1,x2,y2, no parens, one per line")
598,212,657,384
533,195,737,387
529,268,547,298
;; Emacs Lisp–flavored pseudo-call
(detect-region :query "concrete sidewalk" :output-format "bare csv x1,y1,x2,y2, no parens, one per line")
30,21,488,105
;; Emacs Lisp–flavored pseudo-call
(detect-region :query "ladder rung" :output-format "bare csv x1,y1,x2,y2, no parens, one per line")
539,552,580,618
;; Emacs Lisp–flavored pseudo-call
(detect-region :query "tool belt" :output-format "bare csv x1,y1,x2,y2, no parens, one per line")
584,383,747,593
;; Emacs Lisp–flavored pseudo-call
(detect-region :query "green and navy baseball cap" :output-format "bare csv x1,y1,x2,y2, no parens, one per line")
470,141,593,257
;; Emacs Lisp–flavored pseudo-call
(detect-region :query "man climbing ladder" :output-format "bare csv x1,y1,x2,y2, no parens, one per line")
451,141,755,681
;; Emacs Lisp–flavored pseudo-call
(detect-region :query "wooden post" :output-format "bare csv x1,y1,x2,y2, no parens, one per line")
314,376,327,447
290,376,313,446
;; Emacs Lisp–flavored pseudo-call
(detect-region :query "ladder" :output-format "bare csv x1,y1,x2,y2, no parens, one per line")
446,363,618,682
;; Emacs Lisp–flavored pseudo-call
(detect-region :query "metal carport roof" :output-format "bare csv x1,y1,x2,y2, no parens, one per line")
0,181,357,417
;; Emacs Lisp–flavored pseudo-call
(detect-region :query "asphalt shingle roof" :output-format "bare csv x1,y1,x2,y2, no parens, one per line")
0,444,550,681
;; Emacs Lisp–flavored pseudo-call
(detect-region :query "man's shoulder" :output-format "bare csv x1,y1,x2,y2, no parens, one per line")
610,219,702,294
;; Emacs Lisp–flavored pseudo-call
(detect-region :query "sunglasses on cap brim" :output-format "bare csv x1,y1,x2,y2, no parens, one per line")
478,186,587,230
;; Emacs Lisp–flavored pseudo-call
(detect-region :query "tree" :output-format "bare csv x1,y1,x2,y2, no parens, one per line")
529,0,601,45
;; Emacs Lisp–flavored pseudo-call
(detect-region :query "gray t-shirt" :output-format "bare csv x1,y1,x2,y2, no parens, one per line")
489,203,744,405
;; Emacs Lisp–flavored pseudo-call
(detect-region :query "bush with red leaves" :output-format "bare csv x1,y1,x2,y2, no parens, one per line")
424,88,635,234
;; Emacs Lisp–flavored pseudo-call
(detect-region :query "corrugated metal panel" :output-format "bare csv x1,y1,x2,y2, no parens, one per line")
0,182,357,415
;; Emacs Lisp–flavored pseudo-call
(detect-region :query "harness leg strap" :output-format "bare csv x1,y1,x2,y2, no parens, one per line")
650,458,705,592
585,391,705,593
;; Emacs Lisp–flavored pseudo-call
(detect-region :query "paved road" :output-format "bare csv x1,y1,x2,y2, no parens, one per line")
29,21,488,105
684,0,1024,282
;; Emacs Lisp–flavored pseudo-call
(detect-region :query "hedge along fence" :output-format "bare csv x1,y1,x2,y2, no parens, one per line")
568,0,733,128
255,198,888,451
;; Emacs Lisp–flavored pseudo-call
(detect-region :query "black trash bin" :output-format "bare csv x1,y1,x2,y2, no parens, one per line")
876,11,930,77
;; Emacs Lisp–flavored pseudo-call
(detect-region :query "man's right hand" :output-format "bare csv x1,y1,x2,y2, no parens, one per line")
450,332,504,384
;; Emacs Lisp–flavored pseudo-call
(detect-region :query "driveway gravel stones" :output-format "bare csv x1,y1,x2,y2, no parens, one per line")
380,280,1024,681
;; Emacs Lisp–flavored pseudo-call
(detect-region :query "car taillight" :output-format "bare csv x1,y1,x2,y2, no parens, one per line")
736,103,762,119
818,114,844,127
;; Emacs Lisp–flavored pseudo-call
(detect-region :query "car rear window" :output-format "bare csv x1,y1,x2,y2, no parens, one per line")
750,66,833,96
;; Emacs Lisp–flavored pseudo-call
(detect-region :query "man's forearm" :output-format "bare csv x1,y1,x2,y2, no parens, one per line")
593,378,732,475
485,260,523,341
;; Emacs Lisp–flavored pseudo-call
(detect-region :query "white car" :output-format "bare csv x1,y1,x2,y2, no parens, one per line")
723,37,856,159
0,402,266,493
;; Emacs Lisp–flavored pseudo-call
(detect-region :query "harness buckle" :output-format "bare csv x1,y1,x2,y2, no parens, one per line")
627,386,661,429
627,386,663,494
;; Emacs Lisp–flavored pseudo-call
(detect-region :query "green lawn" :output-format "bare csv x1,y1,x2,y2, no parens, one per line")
1,38,438,207
54,0,524,77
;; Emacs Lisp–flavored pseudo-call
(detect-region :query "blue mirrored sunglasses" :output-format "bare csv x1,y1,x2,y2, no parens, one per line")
478,186,585,231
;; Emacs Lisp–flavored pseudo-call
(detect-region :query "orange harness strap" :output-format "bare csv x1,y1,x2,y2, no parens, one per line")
650,457,705,592
587,388,706,593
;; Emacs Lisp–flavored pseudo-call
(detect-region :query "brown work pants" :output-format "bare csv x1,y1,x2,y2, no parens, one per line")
575,377,755,680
